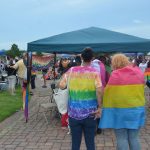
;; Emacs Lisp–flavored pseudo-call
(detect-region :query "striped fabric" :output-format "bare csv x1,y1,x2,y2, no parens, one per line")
22,82,28,122
144,68,150,76
144,68,150,80
64,66,102,120
99,66,146,129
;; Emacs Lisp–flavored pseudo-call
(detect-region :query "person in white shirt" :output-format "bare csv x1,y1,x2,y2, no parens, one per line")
139,60,148,73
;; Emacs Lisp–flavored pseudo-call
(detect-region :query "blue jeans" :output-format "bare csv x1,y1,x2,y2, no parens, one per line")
114,129,141,150
69,117,96,150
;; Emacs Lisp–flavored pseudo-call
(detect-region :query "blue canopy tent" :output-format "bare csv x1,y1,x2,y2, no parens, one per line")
0,49,6,55
26,27,150,122
27,27,150,53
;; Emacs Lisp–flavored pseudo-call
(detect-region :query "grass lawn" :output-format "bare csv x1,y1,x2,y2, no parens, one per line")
0,86,23,122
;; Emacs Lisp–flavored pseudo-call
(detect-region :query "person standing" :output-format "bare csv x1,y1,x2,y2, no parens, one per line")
91,58,106,89
59,48,103,150
99,55,111,84
30,68,36,92
91,58,106,134
144,60,150,86
5,59,16,95
99,54,145,150
42,68,48,88
0,60,5,72
139,59,148,73
11,54,26,87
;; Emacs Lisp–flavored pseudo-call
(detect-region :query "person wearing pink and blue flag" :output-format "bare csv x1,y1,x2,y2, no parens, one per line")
99,54,145,150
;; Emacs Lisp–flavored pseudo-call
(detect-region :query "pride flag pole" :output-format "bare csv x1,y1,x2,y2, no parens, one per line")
25,52,32,123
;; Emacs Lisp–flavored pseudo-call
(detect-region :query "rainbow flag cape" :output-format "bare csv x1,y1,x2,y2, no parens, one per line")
32,55,54,70
99,66,145,129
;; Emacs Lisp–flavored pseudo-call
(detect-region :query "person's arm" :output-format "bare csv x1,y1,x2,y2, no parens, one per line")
96,86,103,108
59,73,68,89
94,86,103,119
10,62,18,69
92,72,103,119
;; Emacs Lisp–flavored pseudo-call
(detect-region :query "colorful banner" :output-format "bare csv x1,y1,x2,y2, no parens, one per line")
32,55,54,70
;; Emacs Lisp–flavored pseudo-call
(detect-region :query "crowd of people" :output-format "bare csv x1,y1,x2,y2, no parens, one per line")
58,48,147,150
0,49,149,150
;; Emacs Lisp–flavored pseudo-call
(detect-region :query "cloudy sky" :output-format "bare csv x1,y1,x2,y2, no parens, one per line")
0,0,150,50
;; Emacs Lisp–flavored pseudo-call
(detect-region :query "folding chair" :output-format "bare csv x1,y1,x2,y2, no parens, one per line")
36,89,57,124
51,83,61,118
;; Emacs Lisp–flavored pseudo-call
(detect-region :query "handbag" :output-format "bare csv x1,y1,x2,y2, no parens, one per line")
53,68,72,114
54,88,68,114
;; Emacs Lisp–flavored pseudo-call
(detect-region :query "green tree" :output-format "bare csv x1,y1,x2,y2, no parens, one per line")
6,44,21,58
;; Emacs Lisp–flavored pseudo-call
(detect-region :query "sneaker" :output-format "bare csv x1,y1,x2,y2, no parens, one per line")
67,128,71,134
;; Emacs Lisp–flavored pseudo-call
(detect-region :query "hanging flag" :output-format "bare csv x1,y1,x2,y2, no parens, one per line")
32,55,54,71
24,52,32,122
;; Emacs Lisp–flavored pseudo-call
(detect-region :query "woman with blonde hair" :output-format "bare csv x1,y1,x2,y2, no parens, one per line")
99,54,145,150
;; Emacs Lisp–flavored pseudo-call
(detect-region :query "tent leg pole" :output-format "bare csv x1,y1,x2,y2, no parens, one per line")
53,52,56,81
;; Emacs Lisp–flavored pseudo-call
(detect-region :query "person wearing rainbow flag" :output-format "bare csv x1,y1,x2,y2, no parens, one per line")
59,48,103,150
99,54,145,150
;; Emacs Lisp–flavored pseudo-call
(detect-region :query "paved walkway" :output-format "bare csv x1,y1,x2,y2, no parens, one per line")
0,76,150,150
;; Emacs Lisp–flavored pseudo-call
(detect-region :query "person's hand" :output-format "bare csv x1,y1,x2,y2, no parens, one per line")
92,107,102,120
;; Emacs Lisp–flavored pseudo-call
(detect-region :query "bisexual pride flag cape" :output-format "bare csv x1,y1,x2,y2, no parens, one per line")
99,66,145,129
